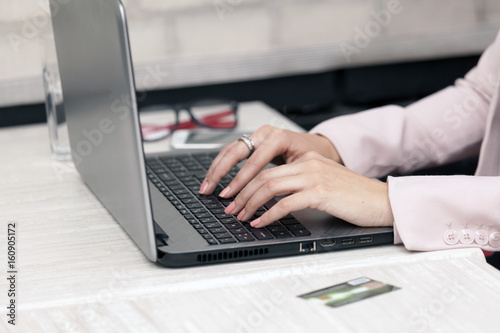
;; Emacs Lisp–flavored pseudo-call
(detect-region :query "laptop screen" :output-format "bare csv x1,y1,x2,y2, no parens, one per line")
50,0,157,261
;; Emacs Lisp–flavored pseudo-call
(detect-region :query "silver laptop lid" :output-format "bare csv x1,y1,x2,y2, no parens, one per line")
50,0,157,261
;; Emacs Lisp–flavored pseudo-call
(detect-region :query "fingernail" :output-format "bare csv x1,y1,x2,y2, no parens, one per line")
237,209,246,221
219,186,231,198
250,218,261,228
199,179,208,194
225,201,235,214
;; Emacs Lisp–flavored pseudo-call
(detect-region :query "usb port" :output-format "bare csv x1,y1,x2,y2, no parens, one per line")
359,236,373,244
341,238,355,245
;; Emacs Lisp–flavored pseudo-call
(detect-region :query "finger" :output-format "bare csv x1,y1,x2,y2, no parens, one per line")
237,174,309,221
250,193,310,228
226,164,302,216
199,141,249,194
220,134,288,198
206,141,240,177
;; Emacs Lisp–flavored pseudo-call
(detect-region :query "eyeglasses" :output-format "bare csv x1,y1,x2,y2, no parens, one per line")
140,100,238,142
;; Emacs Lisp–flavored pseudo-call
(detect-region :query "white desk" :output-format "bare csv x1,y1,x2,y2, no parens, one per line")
1,102,499,332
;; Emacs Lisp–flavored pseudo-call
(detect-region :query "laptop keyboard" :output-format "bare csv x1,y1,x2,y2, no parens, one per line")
146,152,311,245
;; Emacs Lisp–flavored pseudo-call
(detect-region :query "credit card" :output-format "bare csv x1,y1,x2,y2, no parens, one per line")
299,277,400,308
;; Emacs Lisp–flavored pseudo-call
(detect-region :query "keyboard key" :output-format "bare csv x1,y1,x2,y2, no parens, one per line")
218,238,237,244
253,210,266,217
178,176,193,182
213,186,224,196
215,213,234,219
286,224,306,230
192,172,207,179
158,173,174,181
218,198,233,206
185,203,203,210
290,229,311,237
252,229,274,240
205,203,222,210
190,208,208,215
208,227,226,234
234,233,255,242
281,218,301,226
204,222,222,229
224,222,244,229
264,200,277,209
267,225,285,232
195,213,212,219
200,218,218,225
181,198,198,204
220,217,238,223
214,232,232,239
229,228,246,234
188,186,201,193
169,199,181,205
200,197,219,205
272,230,292,238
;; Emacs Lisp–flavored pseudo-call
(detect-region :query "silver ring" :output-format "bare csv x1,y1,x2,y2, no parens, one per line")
238,134,255,156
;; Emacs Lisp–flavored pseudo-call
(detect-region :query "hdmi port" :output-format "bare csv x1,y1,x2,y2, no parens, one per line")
320,239,336,247
341,238,355,245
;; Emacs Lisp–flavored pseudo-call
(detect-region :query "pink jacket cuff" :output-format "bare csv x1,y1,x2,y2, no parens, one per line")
387,175,500,252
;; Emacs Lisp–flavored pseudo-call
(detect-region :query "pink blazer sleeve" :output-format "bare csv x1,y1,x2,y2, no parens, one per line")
310,31,500,251
311,32,500,178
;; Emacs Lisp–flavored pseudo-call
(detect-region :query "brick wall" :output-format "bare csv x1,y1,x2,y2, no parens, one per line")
1,0,500,107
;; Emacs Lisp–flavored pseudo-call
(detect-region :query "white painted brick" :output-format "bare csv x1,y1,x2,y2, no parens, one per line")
174,6,272,56
136,0,209,12
278,0,375,46
384,0,478,37
1,0,499,107
484,0,500,27
128,17,173,64
0,27,41,81
136,0,262,13
0,0,41,22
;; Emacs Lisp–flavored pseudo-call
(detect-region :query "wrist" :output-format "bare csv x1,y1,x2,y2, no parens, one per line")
315,134,343,165
377,181,394,226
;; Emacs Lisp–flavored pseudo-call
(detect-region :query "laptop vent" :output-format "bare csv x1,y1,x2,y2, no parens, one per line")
197,248,270,263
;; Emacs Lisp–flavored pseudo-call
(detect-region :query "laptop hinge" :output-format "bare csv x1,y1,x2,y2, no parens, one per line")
154,221,169,246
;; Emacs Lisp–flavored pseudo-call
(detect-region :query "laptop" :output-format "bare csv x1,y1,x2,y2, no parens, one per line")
49,0,393,267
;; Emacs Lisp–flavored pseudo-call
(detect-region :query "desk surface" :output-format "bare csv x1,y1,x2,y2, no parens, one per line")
1,102,500,332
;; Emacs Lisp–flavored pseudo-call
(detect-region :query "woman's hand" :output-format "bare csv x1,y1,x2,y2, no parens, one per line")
199,125,342,196
225,152,394,229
